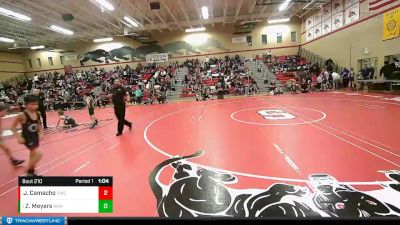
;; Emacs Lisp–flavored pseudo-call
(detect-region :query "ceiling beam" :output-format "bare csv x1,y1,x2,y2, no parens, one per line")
161,0,183,31
178,0,192,28
136,0,172,31
255,5,268,20
249,0,257,14
192,0,204,27
233,0,244,23
0,0,89,42
0,18,79,43
124,0,163,33
64,0,120,32
0,29,55,46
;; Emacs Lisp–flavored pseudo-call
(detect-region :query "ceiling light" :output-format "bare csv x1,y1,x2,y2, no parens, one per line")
50,49,65,52
123,16,139,27
279,0,291,12
93,37,113,43
201,6,209,19
268,18,290,24
120,20,133,28
185,27,206,33
0,7,31,22
94,0,115,11
50,25,74,35
30,45,45,50
0,37,15,43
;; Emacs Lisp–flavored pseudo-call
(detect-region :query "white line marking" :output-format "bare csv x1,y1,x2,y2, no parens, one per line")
107,143,119,151
357,105,384,109
74,161,91,173
266,101,400,168
260,97,400,159
0,132,113,190
0,137,115,197
0,108,159,191
273,144,301,175
320,122,400,159
39,137,115,175
285,156,301,174
231,107,326,126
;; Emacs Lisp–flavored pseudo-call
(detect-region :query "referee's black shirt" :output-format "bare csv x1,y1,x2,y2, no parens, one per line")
111,85,127,106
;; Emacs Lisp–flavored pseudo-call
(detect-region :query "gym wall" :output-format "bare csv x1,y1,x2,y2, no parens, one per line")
21,21,302,75
301,1,400,73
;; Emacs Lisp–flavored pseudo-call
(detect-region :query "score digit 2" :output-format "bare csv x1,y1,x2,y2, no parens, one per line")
99,186,113,200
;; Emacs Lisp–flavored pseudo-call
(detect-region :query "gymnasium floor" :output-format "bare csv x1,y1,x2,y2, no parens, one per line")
1,91,400,218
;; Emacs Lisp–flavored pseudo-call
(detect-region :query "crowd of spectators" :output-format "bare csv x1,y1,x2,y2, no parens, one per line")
0,62,178,111
182,55,259,100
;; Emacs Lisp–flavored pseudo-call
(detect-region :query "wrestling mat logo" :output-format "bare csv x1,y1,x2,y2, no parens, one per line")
150,151,400,218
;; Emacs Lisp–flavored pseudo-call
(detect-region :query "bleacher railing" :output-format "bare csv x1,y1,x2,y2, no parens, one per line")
298,47,343,74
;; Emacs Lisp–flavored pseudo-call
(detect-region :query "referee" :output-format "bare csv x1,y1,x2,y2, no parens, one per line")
32,89,47,129
111,79,132,136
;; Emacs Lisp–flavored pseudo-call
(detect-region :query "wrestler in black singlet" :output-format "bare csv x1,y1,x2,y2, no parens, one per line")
22,111,40,150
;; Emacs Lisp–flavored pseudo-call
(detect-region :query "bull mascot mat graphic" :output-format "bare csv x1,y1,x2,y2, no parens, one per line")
149,151,400,218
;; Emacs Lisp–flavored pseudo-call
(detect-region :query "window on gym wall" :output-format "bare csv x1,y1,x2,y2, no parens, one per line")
27,59,32,69
48,57,53,66
36,58,41,67
277,33,282,43
261,34,267,45
246,35,253,46
291,31,297,42
60,55,65,65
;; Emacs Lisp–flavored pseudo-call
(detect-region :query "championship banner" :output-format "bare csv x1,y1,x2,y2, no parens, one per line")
345,0,358,9
322,3,332,21
322,19,332,35
383,7,400,40
305,16,314,30
306,28,314,41
146,53,169,63
332,12,344,31
232,36,246,43
314,11,322,25
314,23,322,38
64,55,77,61
345,3,360,25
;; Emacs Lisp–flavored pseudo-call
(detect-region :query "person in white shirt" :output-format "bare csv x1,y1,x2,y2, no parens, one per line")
331,72,341,90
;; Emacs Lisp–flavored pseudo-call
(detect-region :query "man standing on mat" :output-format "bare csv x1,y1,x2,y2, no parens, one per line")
32,89,47,129
111,79,132,136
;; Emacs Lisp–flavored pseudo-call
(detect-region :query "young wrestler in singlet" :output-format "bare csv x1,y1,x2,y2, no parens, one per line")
11,95,43,177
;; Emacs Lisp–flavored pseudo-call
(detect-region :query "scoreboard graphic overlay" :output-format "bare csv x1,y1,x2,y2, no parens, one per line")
18,177,113,214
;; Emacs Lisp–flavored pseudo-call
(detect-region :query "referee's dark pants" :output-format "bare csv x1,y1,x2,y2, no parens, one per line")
39,108,47,128
114,104,131,134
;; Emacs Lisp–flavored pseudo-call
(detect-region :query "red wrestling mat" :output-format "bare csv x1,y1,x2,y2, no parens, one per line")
1,91,400,218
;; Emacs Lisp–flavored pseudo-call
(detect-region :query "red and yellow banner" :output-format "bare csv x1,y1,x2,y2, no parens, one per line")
383,7,400,40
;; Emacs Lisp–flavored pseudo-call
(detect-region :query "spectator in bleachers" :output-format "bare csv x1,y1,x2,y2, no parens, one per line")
349,68,355,89
332,72,341,90
342,67,350,88
0,62,178,111
325,58,334,74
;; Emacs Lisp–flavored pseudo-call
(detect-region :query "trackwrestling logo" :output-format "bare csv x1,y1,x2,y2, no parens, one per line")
1,217,64,225
150,151,400,218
